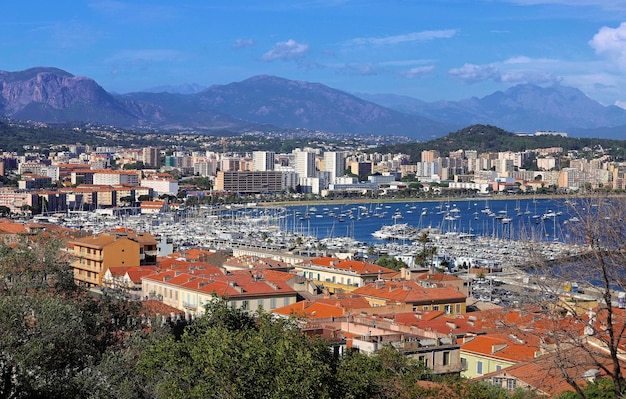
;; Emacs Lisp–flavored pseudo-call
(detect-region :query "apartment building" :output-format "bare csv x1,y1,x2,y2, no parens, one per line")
294,257,398,294
215,170,284,193
352,280,467,315
142,268,298,315
70,230,158,287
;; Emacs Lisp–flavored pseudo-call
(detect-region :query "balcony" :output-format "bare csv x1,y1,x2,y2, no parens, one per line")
74,251,103,262
182,301,198,310
71,261,102,274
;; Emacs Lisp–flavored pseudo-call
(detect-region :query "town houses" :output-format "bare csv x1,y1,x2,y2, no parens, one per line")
0,138,624,217
1,134,626,397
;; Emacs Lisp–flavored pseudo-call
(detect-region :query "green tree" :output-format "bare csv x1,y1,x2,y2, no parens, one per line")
0,234,146,399
0,296,98,398
136,299,335,399
375,255,408,271
119,195,135,204
0,235,77,296
415,232,437,269
334,344,431,399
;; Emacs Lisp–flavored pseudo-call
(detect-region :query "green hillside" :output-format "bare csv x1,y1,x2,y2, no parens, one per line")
375,124,626,161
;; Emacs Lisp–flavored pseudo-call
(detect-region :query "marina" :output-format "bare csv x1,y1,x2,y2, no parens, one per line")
48,197,586,274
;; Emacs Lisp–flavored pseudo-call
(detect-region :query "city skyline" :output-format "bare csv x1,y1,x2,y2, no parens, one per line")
3,1,626,107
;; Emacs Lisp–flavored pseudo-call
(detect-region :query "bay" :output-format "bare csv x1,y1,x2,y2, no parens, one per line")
280,198,577,245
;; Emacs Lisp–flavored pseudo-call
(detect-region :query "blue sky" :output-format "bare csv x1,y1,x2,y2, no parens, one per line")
4,0,626,107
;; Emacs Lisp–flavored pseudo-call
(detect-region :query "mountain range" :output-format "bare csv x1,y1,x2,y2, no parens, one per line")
1,67,625,140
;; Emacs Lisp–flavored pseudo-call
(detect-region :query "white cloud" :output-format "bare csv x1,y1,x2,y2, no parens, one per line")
260,39,309,61
448,63,500,84
346,29,457,46
499,71,558,84
589,22,626,69
399,65,436,79
503,56,534,64
614,100,626,109
232,39,256,49
449,62,558,84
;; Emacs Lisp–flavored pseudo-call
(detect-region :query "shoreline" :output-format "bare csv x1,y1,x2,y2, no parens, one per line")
259,192,626,208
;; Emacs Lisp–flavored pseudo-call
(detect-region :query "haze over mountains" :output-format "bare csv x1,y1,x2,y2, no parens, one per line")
1,67,625,140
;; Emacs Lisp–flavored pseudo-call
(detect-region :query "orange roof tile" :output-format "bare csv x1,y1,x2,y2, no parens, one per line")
474,344,622,396
142,268,296,298
273,301,346,319
461,333,539,363
305,257,397,277
352,280,466,304
0,219,29,234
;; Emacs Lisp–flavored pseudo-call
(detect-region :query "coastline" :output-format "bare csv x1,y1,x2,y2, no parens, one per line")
259,192,625,208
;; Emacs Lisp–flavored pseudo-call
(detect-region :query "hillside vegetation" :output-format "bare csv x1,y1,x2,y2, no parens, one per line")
375,124,626,161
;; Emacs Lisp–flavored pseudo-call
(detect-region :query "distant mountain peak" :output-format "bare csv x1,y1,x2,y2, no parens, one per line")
141,83,206,95
357,82,626,139
0,66,75,83
1,67,625,139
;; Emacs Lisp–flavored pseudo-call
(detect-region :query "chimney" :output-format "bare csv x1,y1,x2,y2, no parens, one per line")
491,344,508,353
446,321,457,330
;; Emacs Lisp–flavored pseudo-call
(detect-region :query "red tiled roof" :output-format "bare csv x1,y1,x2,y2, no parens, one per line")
0,220,29,234
142,268,296,298
314,295,372,310
305,257,397,277
474,344,623,396
141,299,184,317
126,266,158,283
352,280,466,304
415,272,463,282
273,301,346,319
107,266,133,277
461,333,539,363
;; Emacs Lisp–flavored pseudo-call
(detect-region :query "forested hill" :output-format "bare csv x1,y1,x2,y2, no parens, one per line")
375,124,626,161
0,119,173,153
0,120,99,152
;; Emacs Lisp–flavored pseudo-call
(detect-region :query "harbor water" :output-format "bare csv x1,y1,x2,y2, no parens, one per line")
280,198,578,245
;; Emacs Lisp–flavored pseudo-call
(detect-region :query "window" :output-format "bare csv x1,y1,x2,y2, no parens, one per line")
444,304,452,314
283,297,290,306
456,303,462,314
493,377,504,387
477,361,483,375
258,299,264,309
432,305,440,311
496,365,502,371
270,298,276,309
241,300,249,310
443,351,450,366
507,379,516,390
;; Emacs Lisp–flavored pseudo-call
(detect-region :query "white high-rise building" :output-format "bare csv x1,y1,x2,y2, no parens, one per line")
252,151,275,171
323,151,346,183
294,150,316,178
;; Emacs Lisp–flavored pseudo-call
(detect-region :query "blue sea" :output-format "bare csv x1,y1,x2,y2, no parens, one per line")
278,198,577,245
